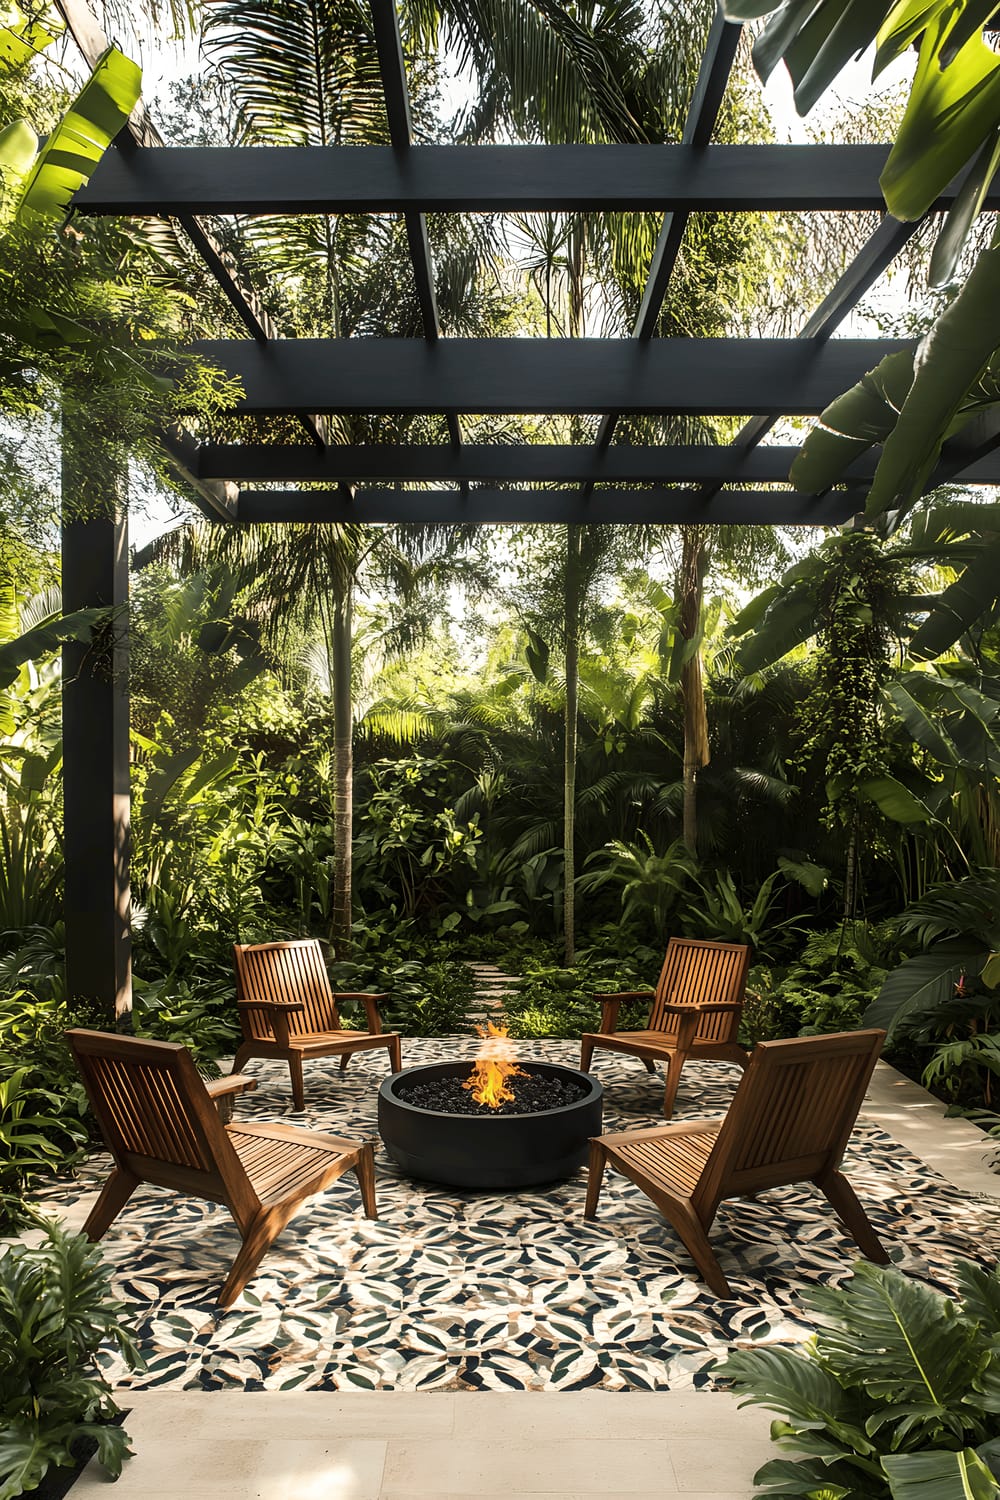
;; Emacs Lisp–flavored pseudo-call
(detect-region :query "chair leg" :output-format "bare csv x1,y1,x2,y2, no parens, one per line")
218,1208,283,1309
819,1170,890,1264
387,1035,402,1071
642,1058,656,1074
288,1053,305,1112
661,1049,685,1119
664,1201,732,1298
231,1043,254,1075
82,1167,139,1240
340,1053,350,1073
584,1140,607,1218
580,1035,595,1071
354,1144,378,1219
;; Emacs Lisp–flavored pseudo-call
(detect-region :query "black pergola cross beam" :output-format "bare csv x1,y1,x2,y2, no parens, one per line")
234,487,860,526
190,335,913,416
192,440,1000,487
78,142,957,216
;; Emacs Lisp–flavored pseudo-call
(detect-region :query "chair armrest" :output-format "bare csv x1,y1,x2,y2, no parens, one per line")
594,1117,725,1146
237,997,303,1047
593,991,655,1001
336,992,389,1035
204,1074,258,1099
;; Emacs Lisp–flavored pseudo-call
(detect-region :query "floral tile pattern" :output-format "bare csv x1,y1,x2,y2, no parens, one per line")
40,1037,1000,1391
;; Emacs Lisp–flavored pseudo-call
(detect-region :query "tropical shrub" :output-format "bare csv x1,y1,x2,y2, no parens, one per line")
865,871,1000,1042
503,944,661,1039
0,992,91,1228
720,1259,1000,1500
0,1219,141,1499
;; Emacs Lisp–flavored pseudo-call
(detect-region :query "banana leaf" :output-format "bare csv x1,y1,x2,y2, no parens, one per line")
0,4,59,68
0,118,36,182
860,775,935,824
884,680,960,766
0,607,106,692
864,240,1000,522
881,11,1000,223
789,351,914,495
909,534,1000,659
18,46,141,219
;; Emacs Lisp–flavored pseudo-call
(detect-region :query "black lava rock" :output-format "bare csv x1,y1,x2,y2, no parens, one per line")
396,1066,588,1116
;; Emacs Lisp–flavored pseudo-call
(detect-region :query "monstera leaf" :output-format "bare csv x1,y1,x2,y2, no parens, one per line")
864,943,988,1035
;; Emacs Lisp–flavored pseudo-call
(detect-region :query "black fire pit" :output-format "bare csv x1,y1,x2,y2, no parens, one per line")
378,1060,603,1189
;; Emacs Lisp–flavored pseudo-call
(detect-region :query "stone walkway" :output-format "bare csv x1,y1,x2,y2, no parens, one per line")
463,960,520,1031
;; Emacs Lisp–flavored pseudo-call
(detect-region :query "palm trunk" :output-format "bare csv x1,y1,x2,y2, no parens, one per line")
563,524,581,967
679,526,709,857
330,544,353,949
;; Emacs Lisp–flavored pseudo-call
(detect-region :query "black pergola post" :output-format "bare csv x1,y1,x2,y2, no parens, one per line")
61,425,132,1025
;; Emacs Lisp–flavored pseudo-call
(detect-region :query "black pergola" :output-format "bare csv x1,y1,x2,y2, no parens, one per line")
54,0,1000,1017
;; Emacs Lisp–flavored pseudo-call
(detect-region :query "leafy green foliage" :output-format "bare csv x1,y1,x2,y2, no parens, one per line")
0,1218,141,1499
0,992,91,1228
720,1260,1000,1500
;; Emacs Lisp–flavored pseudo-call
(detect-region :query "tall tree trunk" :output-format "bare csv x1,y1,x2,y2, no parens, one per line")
562,217,588,967
678,526,709,857
330,543,353,949
563,524,582,966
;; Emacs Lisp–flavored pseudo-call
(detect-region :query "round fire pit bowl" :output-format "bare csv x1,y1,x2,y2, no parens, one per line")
378,1061,603,1189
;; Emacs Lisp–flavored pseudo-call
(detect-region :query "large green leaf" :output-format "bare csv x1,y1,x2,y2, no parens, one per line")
806,1262,990,1416
930,126,1000,287
18,46,141,219
881,11,1000,223
883,1448,1000,1500
954,1259,1000,1330
0,118,36,184
789,351,914,495
884,680,959,766
735,582,818,672
863,943,987,1035
864,239,1000,522
860,775,934,824
0,607,106,691
909,534,1000,660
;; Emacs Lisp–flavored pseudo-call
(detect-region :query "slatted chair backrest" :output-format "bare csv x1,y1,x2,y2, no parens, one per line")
692,1030,885,1217
67,1029,253,1207
647,938,750,1042
234,939,340,1039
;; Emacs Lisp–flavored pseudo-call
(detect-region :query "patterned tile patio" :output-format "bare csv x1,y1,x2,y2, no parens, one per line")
37,1037,1000,1394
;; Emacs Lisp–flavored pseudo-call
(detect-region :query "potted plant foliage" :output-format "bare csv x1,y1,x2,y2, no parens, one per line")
0,1217,142,1499
720,1260,1000,1500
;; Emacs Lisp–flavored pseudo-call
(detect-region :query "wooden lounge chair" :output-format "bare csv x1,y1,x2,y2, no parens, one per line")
232,938,402,1111
67,1028,378,1308
580,936,751,1118
585,1029,889,1298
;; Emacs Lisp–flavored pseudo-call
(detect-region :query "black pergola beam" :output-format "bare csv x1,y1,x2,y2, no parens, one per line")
77,143,984,217
189,336,913,416
194,440,1000,487
235,487,860,526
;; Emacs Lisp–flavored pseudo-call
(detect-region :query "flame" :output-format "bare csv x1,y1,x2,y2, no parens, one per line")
462,1022,526,1108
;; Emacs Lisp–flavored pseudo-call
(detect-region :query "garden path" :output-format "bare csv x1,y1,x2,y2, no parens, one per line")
463,961,521,1031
